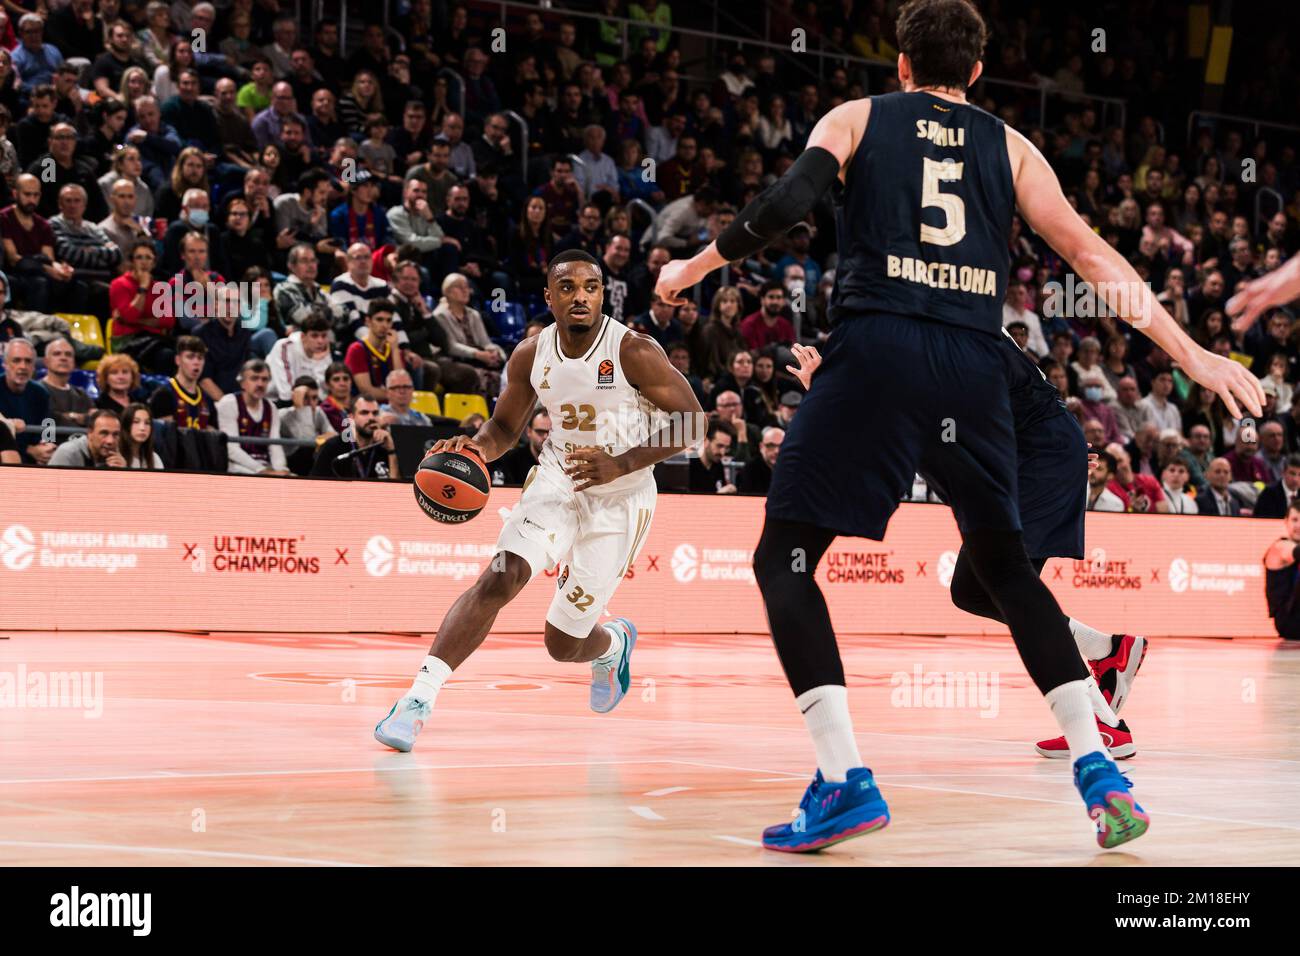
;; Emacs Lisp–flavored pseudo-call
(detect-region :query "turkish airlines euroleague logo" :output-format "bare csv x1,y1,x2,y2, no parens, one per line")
597,359,615,385
0,525,36,571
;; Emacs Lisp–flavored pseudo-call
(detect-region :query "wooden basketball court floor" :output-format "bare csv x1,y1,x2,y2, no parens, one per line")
2,628,1298,866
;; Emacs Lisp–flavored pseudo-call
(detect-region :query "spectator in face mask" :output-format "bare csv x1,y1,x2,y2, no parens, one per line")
1071,336,1115,402
1075,370,1123,445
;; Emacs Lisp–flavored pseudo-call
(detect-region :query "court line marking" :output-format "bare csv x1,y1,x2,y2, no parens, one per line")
50,696,1300,766
663,759,1300,833
629,806,665,821
0,840,368,867
645,786,691,797
0,759,673,787
713,835,762,848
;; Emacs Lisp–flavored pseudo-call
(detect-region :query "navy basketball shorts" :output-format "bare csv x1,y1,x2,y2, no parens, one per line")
1013,410,1087,561
767,312,1021,540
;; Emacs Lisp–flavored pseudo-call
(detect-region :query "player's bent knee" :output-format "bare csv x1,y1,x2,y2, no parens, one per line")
472,552,531,605
543,624,585,662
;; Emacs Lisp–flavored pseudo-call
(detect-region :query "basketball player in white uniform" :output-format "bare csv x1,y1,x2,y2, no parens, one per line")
376,250,705,752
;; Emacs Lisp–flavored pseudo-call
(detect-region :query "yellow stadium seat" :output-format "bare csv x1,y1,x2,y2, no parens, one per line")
442,393,489,423
409,390,441,416
104,318,116,354
61,314,104,369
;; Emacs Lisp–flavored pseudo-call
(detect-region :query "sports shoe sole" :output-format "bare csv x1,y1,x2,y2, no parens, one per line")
1092,792,1150,849
374,702,420,752
763,813,890,853
1035,740,1136,760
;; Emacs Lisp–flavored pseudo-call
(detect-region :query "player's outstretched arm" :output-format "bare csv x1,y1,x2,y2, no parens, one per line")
1007,127,1264,420
566,334,706,491
431,337,539,464
655,101,866,305
1228,256,1300,333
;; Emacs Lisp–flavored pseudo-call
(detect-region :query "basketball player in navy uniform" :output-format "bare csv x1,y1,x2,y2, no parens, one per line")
658,0,1262,851
375,249,704,752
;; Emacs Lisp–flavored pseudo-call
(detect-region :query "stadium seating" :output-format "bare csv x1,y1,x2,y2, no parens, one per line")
442,393,489,422
61,314,104,370
410,390,442,416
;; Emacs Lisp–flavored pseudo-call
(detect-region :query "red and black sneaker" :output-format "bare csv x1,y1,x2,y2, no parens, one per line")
1090,634,1147,715
1035,717,1136,760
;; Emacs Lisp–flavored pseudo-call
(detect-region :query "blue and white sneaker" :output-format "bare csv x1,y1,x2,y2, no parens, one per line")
374,696,431,752
1073,750,1150,848
762,768,890,852
589,618,637,713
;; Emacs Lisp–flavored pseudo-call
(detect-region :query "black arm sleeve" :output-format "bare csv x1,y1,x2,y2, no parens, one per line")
715,146,841,262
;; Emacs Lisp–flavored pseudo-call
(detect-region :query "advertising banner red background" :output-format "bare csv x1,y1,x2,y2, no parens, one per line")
0,470,1281,637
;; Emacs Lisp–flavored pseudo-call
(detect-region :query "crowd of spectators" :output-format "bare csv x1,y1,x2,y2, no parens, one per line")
0,1,1298,512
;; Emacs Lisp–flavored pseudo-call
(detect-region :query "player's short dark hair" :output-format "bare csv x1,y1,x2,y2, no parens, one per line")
707,418,737,442
896,0,988,91
548,248,600,278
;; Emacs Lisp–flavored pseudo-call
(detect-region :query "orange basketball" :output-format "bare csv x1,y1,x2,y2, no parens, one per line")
413,449,491,523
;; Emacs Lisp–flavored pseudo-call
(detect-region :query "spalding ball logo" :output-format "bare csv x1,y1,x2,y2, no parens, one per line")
364,535,394,577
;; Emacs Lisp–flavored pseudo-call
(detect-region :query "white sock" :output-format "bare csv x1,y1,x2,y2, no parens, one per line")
594,623,624,664
795,685,863,783
1068,618,1115,661
1084,675,1118,725
1046,680,1107,762
409,655,452,703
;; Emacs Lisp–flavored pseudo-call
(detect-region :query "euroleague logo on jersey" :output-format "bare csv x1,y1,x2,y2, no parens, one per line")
596,359,615,387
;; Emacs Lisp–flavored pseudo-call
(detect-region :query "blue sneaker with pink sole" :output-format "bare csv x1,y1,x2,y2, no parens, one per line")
762,767,891,852
1074,750,1150,848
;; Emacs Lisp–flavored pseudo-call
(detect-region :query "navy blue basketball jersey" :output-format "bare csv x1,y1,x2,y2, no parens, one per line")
1000,328,1066,431
830,91,1015,334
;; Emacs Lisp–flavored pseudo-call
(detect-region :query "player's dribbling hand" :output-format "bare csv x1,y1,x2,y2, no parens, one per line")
1180,349,1266,420
786,343,822,390
566,446,625,491
429,434,486,461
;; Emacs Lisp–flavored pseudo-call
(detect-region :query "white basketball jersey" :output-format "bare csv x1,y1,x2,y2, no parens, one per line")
530,316,659,495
